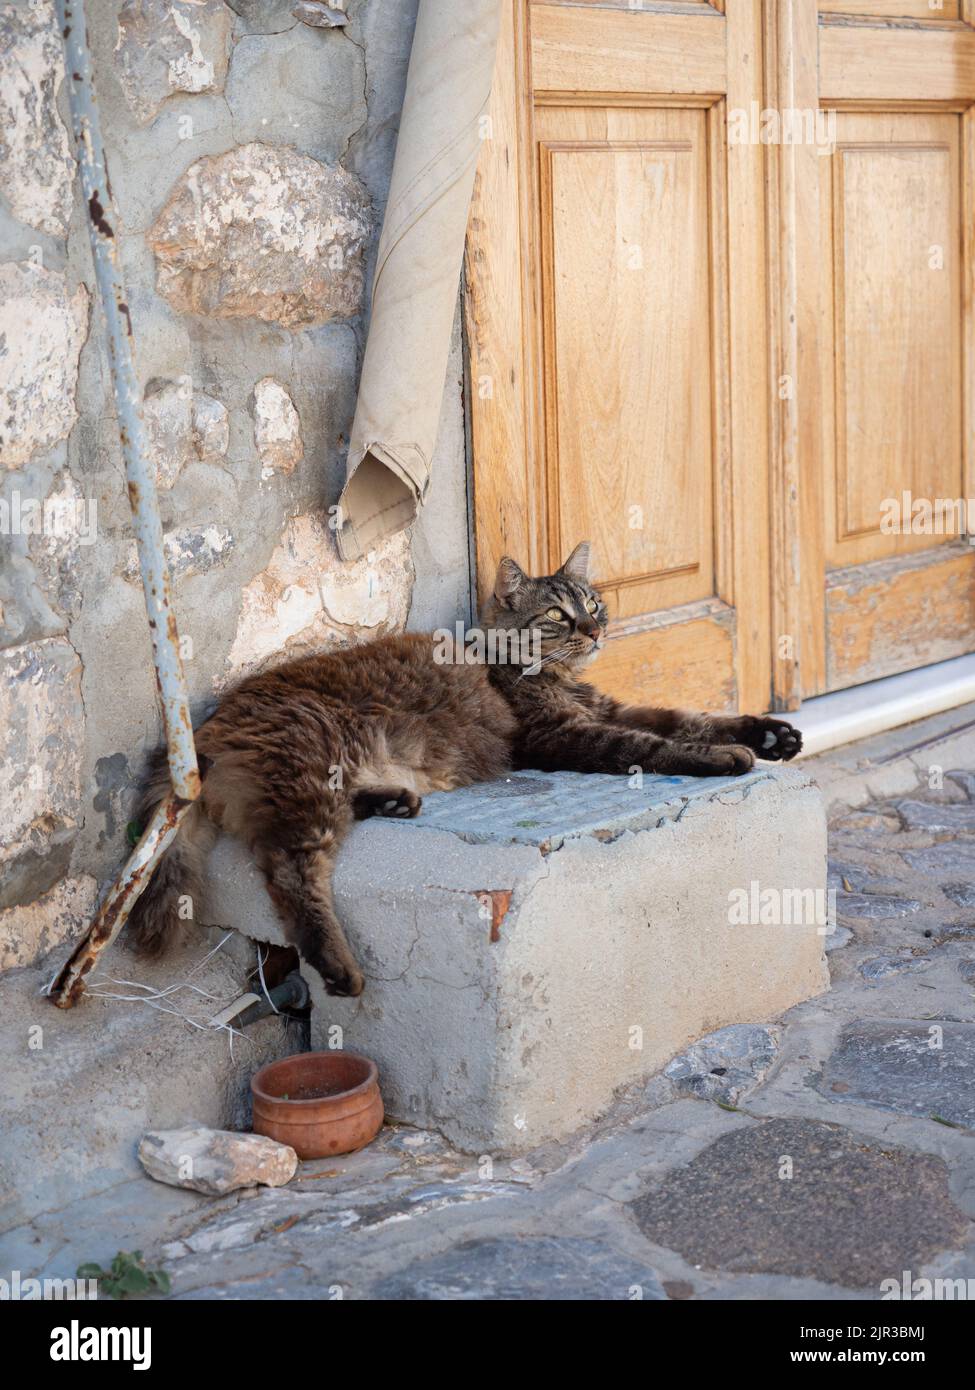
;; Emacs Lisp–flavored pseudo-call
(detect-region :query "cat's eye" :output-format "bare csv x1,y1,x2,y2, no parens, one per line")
545,607,566,622
585,599,599,614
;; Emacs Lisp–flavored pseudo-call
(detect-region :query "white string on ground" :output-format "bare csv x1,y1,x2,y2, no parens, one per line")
76,932,249,1056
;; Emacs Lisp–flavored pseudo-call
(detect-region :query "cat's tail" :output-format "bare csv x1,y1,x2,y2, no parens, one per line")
125,749,217,958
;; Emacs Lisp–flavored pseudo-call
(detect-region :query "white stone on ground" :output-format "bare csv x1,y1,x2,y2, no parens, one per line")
138,1128,297,1196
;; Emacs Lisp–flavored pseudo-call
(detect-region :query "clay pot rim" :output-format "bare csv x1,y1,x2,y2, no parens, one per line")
251,1050,378,1108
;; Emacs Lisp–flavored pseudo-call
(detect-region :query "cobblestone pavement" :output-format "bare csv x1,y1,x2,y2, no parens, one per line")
122,709,973,1300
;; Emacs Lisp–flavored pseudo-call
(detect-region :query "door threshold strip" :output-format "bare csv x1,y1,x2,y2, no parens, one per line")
794,654,975,758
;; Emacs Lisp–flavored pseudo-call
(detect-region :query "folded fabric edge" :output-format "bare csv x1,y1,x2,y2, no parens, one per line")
335,444,426,562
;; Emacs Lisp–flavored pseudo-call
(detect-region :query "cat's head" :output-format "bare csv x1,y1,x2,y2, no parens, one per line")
481,541,608,673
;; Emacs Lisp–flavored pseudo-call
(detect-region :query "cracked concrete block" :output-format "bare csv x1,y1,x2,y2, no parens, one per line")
115,0,232,126
0,263,88,469
0,639,84,908
253,377,303,478
222,513,412,682
0,2,75,236
148,143,372,327
202,766,829,1151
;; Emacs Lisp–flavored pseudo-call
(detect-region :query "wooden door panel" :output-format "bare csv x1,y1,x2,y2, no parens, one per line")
530,2,727,99
592,607,737,711
820,0,959,19
819,22,975,105
537,107,715,619
800,1,975,695
826,544,975,688
822,113,961,567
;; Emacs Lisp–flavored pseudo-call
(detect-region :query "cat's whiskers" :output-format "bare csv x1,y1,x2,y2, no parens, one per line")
517,642,574,680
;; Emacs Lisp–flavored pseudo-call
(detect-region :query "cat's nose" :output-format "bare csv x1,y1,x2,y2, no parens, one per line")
582,625,600,641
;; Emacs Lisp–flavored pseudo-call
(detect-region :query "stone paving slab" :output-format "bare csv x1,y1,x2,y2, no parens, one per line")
814,1020,975,1129
897,800,975,833
370,1235,666,1301
629,1118,968,1289
901,841,975,880
836,892,921,920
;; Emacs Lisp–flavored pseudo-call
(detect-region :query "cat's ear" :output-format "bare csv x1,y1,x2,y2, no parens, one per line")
559,540,592,582
494,556,527,607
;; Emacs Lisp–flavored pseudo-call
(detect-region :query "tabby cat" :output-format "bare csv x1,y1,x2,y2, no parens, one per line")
127,542,801,995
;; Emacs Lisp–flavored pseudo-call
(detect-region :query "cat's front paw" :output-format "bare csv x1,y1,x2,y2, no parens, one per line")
739,716,802,762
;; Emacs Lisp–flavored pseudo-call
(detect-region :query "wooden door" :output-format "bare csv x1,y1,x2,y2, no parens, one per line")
796,2,975,698
465,0,773,715
465,1,975,716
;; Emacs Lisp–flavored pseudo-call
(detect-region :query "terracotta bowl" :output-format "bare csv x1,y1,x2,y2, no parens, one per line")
251,1051,384,1160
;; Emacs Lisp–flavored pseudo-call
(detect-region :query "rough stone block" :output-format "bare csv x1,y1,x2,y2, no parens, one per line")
138,1128,297,1195
115,0,232,126
0,638,84,916
0,2,75,236
0,263,88,468
148,143,371,327
0,874,96,973
203,766,829,1152
221,516,412,683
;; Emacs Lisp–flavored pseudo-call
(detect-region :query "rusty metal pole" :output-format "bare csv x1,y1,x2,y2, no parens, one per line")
49,0,201,1008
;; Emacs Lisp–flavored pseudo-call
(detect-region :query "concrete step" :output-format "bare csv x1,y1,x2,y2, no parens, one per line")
0,933,297,1271
204,766,830,1152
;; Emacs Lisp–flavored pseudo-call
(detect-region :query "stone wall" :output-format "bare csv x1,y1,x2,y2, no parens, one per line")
0,0,472,971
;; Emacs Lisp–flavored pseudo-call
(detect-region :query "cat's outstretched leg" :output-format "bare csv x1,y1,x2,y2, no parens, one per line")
253,823,364,997
587,697,802,762
517,721,755,777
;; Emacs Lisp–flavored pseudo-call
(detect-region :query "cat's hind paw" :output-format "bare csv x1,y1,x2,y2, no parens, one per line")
317,960,365,997
353,787,423,820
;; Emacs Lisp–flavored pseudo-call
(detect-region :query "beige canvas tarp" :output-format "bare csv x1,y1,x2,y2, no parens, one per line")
335,0,502,561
